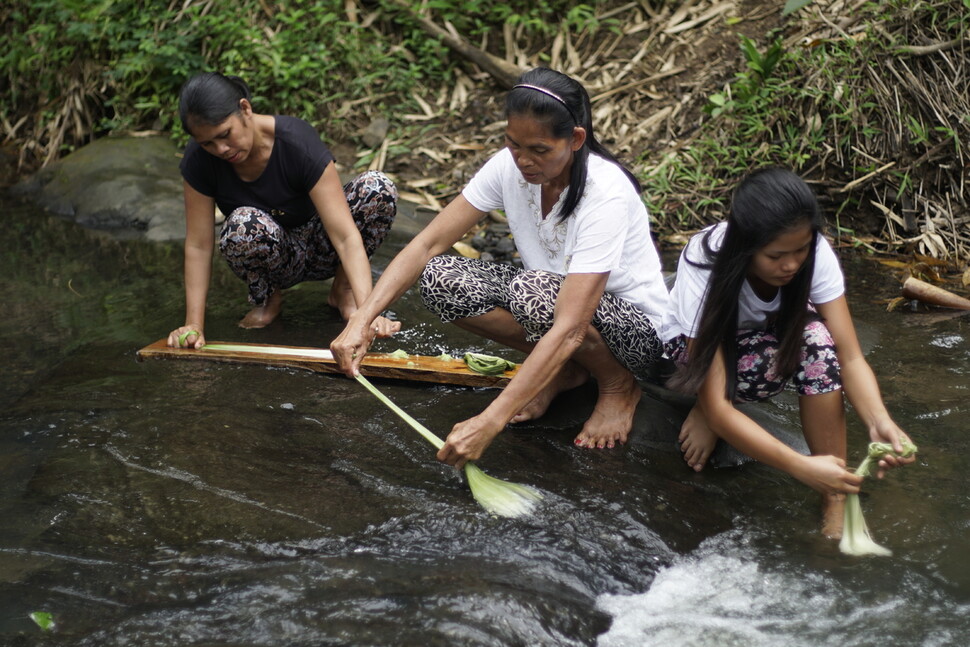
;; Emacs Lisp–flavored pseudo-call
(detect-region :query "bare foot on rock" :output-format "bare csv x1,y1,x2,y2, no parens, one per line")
239,290,282,329
678,405,718,472
573,373,642,449
821,492,846,539
509,362,589,424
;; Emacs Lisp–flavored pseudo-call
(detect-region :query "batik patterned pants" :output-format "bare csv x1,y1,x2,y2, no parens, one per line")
665,317,842,402
419,254,664,378
219,171,397,306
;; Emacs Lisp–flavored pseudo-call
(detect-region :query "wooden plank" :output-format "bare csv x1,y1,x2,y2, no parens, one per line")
136,339,515,388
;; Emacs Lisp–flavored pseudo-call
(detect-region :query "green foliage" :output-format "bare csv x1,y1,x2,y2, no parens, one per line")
2,0,598,166
648,34,808,227
406,0,605,38
463,352,517,375
782,0,816,16
354,372,542,518
29,611,54,632
704,35,785,118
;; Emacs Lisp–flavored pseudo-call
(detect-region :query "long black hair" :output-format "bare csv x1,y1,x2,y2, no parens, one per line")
178,72,252,133
506,68,640,221
669,167,824,400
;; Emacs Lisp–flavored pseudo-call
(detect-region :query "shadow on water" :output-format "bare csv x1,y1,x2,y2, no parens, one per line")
3,197,969,646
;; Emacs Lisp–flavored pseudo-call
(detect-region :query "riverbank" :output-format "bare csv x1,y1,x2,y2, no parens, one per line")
5,2,966,263
11,129,970,308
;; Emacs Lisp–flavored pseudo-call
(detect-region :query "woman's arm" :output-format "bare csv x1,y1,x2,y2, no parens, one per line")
816,296,915,475
697,344,864,494
436,271,609,467
167,180,215,348
309,162,382,313
330,194,488,373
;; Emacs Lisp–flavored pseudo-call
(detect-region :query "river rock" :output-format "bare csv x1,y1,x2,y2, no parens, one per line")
361,117,390,149
11,135,186,241
10,135,431,243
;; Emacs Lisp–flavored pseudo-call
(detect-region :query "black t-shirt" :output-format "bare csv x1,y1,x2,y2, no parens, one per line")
179,115,335,229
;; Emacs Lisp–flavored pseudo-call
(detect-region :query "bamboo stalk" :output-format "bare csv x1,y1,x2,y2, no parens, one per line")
902,276,970,310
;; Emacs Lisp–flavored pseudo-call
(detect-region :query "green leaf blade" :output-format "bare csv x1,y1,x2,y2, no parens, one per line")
30,612,54,632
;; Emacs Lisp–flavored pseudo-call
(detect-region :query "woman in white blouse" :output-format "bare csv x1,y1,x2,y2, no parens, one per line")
331,67,668,467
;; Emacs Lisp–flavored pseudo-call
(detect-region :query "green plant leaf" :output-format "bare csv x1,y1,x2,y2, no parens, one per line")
782,0,815,16
30,612,54,632
354,374,542,517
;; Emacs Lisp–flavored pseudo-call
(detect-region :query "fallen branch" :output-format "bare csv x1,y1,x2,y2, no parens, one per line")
895,38,965,57
837,161,895,193
388,1,522,89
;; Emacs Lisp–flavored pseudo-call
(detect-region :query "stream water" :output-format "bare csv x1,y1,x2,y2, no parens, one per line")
2,197,968,646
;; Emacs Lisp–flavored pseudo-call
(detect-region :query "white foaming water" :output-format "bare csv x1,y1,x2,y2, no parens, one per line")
596,533,844,647
929,334,964,349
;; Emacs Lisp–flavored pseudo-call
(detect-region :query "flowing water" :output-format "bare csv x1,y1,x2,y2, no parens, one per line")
2,198,968,646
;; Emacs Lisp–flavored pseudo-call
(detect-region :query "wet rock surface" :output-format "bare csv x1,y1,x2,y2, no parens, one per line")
11,136,186,241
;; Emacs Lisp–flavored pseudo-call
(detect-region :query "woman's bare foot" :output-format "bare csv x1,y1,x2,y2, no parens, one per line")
821,492,845,539
678,405,718,471
509,362,589,424
573,373,642,449
328,266,357,320
239,290,283,328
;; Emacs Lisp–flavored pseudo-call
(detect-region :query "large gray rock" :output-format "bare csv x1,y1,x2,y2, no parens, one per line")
12,136,186,241
11,135,430,242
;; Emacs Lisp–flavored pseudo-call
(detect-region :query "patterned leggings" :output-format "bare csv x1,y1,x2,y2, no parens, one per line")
219,171,397,306
419,255,664,378
665,318,843,402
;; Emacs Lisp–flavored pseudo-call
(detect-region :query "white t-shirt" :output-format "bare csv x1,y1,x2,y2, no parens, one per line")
661,221,845,342
461,148,669,329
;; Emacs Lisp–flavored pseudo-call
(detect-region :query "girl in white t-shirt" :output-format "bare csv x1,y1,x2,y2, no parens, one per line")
332,68,669,466
663,167,914,537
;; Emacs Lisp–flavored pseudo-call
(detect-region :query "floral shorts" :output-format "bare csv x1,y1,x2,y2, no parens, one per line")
665,317,842,402
219,171,397,306
419,254,664,378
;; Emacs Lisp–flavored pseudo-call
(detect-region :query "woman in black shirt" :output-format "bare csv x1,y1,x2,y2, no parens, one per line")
168,72,399,347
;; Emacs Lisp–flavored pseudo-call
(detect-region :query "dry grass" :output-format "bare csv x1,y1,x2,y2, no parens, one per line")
378,0,967,265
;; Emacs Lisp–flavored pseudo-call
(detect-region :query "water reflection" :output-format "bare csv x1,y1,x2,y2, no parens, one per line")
2,199,969,645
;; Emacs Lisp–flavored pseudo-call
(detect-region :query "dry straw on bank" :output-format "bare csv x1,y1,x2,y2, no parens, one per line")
387,1,967,263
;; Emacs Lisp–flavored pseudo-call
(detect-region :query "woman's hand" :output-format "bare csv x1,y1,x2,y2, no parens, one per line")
791,454,863,495
868,418,917,478
330,315,376,376
436,413,506,469
372,315,402,338
167,325,205,349
331,315,400,375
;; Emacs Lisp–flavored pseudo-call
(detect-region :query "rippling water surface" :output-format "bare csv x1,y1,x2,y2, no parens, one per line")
3,200,968,646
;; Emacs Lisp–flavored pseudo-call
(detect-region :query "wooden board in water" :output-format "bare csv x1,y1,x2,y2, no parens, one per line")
136,339,514,388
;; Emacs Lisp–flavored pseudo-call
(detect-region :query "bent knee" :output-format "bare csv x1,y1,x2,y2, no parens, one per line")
220,207,280,249
507,270,561,314
353,170,398,202
419,255,451,287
